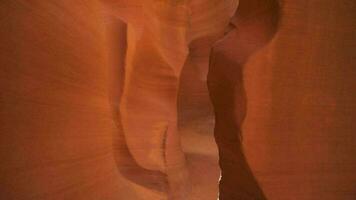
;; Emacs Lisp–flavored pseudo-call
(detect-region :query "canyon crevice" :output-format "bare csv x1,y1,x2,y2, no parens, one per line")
1,0,355,200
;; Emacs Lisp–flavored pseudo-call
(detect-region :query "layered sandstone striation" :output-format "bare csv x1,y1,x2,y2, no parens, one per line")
1,0,355,200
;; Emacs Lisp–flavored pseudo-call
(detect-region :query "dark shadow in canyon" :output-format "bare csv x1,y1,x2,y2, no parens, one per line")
207,0,281,199
108,0,281,198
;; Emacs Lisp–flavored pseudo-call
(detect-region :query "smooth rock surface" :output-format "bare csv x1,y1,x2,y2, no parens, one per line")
1,0,355,200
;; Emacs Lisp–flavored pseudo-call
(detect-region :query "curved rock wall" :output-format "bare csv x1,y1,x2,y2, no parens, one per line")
1,0,355,200
242,0,356,199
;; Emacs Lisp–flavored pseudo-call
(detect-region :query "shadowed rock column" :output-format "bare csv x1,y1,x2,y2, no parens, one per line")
207,0,280,199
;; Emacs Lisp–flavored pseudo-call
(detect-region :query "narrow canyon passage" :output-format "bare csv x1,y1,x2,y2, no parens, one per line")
178,55,220,200
105,0,243,199
1,0,355,200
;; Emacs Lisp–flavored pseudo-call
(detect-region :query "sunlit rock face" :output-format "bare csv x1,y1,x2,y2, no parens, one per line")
1,0,356,200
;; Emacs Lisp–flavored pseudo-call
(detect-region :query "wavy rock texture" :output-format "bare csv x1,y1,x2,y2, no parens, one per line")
241,1,356,199
1,0,356,200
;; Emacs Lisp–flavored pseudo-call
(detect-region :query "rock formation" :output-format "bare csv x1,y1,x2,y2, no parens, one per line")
1,0,355,200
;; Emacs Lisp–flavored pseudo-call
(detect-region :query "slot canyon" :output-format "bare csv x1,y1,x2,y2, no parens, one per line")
0,0,355,199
